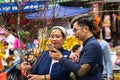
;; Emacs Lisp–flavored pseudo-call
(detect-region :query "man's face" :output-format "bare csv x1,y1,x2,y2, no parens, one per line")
72,21,86,41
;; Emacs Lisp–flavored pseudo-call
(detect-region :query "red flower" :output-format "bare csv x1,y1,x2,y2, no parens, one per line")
9,18,16,25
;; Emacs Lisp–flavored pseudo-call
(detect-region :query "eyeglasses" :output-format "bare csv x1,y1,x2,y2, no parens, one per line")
72,28,82,32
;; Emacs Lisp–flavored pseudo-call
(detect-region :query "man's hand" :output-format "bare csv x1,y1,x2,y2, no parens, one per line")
49,49,63,60
27,74,44,80
20,61,31,72
69,52,79,63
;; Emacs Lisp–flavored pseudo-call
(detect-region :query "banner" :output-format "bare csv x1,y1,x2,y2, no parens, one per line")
0,1,47,13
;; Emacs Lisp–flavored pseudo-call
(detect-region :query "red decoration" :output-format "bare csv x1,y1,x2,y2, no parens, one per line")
0,59,3,71
20,19,28,25
0,72,7,80
9,18,16,25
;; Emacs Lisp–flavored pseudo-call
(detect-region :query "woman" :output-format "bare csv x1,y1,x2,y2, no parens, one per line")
21,26,71,80
93,30,113,80
93,19,113,80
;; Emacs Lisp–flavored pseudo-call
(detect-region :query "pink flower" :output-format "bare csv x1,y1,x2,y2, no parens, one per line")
14,38,25,50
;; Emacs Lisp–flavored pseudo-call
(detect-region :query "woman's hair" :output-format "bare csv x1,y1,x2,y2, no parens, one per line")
49,26,67,38
93,30,101,39
92,18,103,39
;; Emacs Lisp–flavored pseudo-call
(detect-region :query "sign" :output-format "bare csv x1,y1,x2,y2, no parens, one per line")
0,1,47,13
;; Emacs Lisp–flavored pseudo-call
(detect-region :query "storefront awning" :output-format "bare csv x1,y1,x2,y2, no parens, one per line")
26,5,90,19
0,1,47,13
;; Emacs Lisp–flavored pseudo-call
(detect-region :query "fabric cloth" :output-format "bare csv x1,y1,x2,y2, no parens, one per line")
59,36,103,80
99,39,113,78
0,72,7,80
31,47,71,80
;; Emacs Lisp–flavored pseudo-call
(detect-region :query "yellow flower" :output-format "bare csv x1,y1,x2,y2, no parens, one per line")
39,36,83,52
0,53,4,59
62,36,82,51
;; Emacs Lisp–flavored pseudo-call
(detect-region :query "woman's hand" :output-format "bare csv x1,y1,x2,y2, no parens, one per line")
21,61,32,72
49,49,63,60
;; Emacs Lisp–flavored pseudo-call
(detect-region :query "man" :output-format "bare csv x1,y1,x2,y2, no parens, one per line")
49,14,103,80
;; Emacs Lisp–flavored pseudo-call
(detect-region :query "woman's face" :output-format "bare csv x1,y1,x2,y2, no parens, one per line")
49,29,65,49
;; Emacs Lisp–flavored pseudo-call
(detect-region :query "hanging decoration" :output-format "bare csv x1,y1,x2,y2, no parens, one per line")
93,3,101,32
93,3,99,18
117,16,120,21
94,16,101,31
20,16,28,26
112,13,117,32
103,15,111,39
9,15,16,29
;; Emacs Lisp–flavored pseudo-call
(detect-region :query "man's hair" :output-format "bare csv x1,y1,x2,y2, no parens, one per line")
71,13,95,31
72,44,81,52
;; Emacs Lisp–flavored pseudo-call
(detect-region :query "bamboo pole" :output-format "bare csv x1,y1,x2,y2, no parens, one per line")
89,1,120,4
14,0,22,53
89,9,120,13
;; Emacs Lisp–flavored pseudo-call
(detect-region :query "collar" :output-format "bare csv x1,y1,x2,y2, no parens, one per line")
57,47,64,52
83,36,95,47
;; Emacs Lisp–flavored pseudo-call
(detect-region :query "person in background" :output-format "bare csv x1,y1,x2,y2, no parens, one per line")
49,14,103,80
5,29,15,55
93,29,113,80
69,44,82,80
4,41,9,59
112,33,120,47
69,44,81,63
20,26,71,80
72,44,81,55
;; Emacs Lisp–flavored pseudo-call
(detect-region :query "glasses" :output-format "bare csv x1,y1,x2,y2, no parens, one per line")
72,27,82,32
